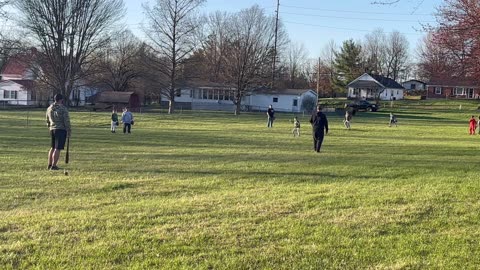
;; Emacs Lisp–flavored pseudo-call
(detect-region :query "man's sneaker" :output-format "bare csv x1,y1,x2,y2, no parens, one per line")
48,165,52,170
50,166,60,170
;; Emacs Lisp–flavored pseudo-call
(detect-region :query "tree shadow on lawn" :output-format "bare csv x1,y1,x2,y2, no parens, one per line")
114,165,427,185
350,112,455,122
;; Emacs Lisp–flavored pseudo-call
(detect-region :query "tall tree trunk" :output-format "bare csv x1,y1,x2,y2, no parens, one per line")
168,98,175,114
234,101,241,115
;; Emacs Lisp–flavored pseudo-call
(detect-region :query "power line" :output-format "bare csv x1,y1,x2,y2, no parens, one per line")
280,11,436,23
281,4,434,16
282,20,427,35
410,0,426,15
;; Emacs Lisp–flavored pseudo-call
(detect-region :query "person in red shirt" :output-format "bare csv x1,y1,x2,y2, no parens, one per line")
469,115,477,135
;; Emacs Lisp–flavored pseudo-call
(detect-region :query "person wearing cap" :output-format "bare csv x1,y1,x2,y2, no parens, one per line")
309,105,329,153
46,94,71,170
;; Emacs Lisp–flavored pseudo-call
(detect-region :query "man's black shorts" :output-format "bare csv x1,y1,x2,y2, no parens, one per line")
50,129,67,150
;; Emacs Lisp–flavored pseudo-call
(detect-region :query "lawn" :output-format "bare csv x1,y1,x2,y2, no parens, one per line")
1,106,480,269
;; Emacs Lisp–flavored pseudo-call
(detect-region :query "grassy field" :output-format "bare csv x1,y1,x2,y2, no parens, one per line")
1,105,480,269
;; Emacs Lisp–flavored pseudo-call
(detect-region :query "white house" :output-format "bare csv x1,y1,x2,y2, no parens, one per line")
164,81,237,111
70,84,99,106
402,79,426,92
0,51,97,106
245,87,317,112
0,53,37,105
169,82,317,112
0,80,36,105
347,73,405,101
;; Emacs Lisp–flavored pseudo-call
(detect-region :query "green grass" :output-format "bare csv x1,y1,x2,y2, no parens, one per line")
1,106,480,269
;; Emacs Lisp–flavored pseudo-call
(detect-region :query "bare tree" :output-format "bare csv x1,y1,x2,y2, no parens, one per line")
220,5,279,115
284,42,309,89
95,30,142,93
319,40,337,97
135,44,169,104
0,0,8,18
143,0,205,114
362,28,387,75
0,35,24,70
195,11,230,82
15,0,124,104
384,31,409,81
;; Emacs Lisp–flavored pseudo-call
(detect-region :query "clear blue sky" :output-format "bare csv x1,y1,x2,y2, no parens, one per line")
124,0,444,60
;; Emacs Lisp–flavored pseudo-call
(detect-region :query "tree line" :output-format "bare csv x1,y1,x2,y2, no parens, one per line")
0,0,477,113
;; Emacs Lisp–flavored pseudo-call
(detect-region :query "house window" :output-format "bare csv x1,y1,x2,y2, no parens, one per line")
435,87,442,95
203,89,208,99
3,90,17,99
396,90,399,95
273,97,278,103
454,87,465,95
194,89,201,99
391,90,394,96
293,99,298,106
410,84,415,90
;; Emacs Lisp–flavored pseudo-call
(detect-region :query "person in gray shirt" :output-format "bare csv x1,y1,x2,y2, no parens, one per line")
121,107,134,134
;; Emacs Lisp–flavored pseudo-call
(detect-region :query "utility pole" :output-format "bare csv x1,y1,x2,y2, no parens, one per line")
316,57,320,98
271,0,280,89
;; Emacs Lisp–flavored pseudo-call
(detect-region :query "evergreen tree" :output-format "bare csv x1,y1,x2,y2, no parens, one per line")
333,39,363,95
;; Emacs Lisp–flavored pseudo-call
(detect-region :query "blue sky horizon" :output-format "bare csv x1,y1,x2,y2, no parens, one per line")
126,0,444,60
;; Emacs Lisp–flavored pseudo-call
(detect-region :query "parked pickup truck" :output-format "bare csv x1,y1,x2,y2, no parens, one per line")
346,100,379,112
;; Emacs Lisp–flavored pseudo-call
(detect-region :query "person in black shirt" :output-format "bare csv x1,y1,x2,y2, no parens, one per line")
266,105,275,128
309,105,329,152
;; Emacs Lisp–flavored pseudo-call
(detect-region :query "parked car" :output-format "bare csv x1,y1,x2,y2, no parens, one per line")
346,100,379,112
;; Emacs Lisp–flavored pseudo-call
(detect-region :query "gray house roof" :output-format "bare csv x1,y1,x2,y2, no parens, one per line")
96,91,136,103
368,74,404,89
348,73,404,89
250,87,317,96
402,79,426,85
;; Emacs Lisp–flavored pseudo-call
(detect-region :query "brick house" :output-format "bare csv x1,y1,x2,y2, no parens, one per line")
426,77,479,99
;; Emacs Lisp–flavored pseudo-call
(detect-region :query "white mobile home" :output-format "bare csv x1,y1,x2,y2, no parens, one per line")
245,88,318,112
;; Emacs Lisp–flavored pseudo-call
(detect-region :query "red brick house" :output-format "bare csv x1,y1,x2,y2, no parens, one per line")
427,77,479,99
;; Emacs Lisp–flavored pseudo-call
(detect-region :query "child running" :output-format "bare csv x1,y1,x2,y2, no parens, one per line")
344,110,352,129
469,115,477,135
389,112,398,127
292,116,301,137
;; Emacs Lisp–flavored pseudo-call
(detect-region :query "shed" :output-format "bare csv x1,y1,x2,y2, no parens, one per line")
93,91,141,111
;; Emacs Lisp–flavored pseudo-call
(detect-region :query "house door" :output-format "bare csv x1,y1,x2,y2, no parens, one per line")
292,98,299,112
468,88,474,99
